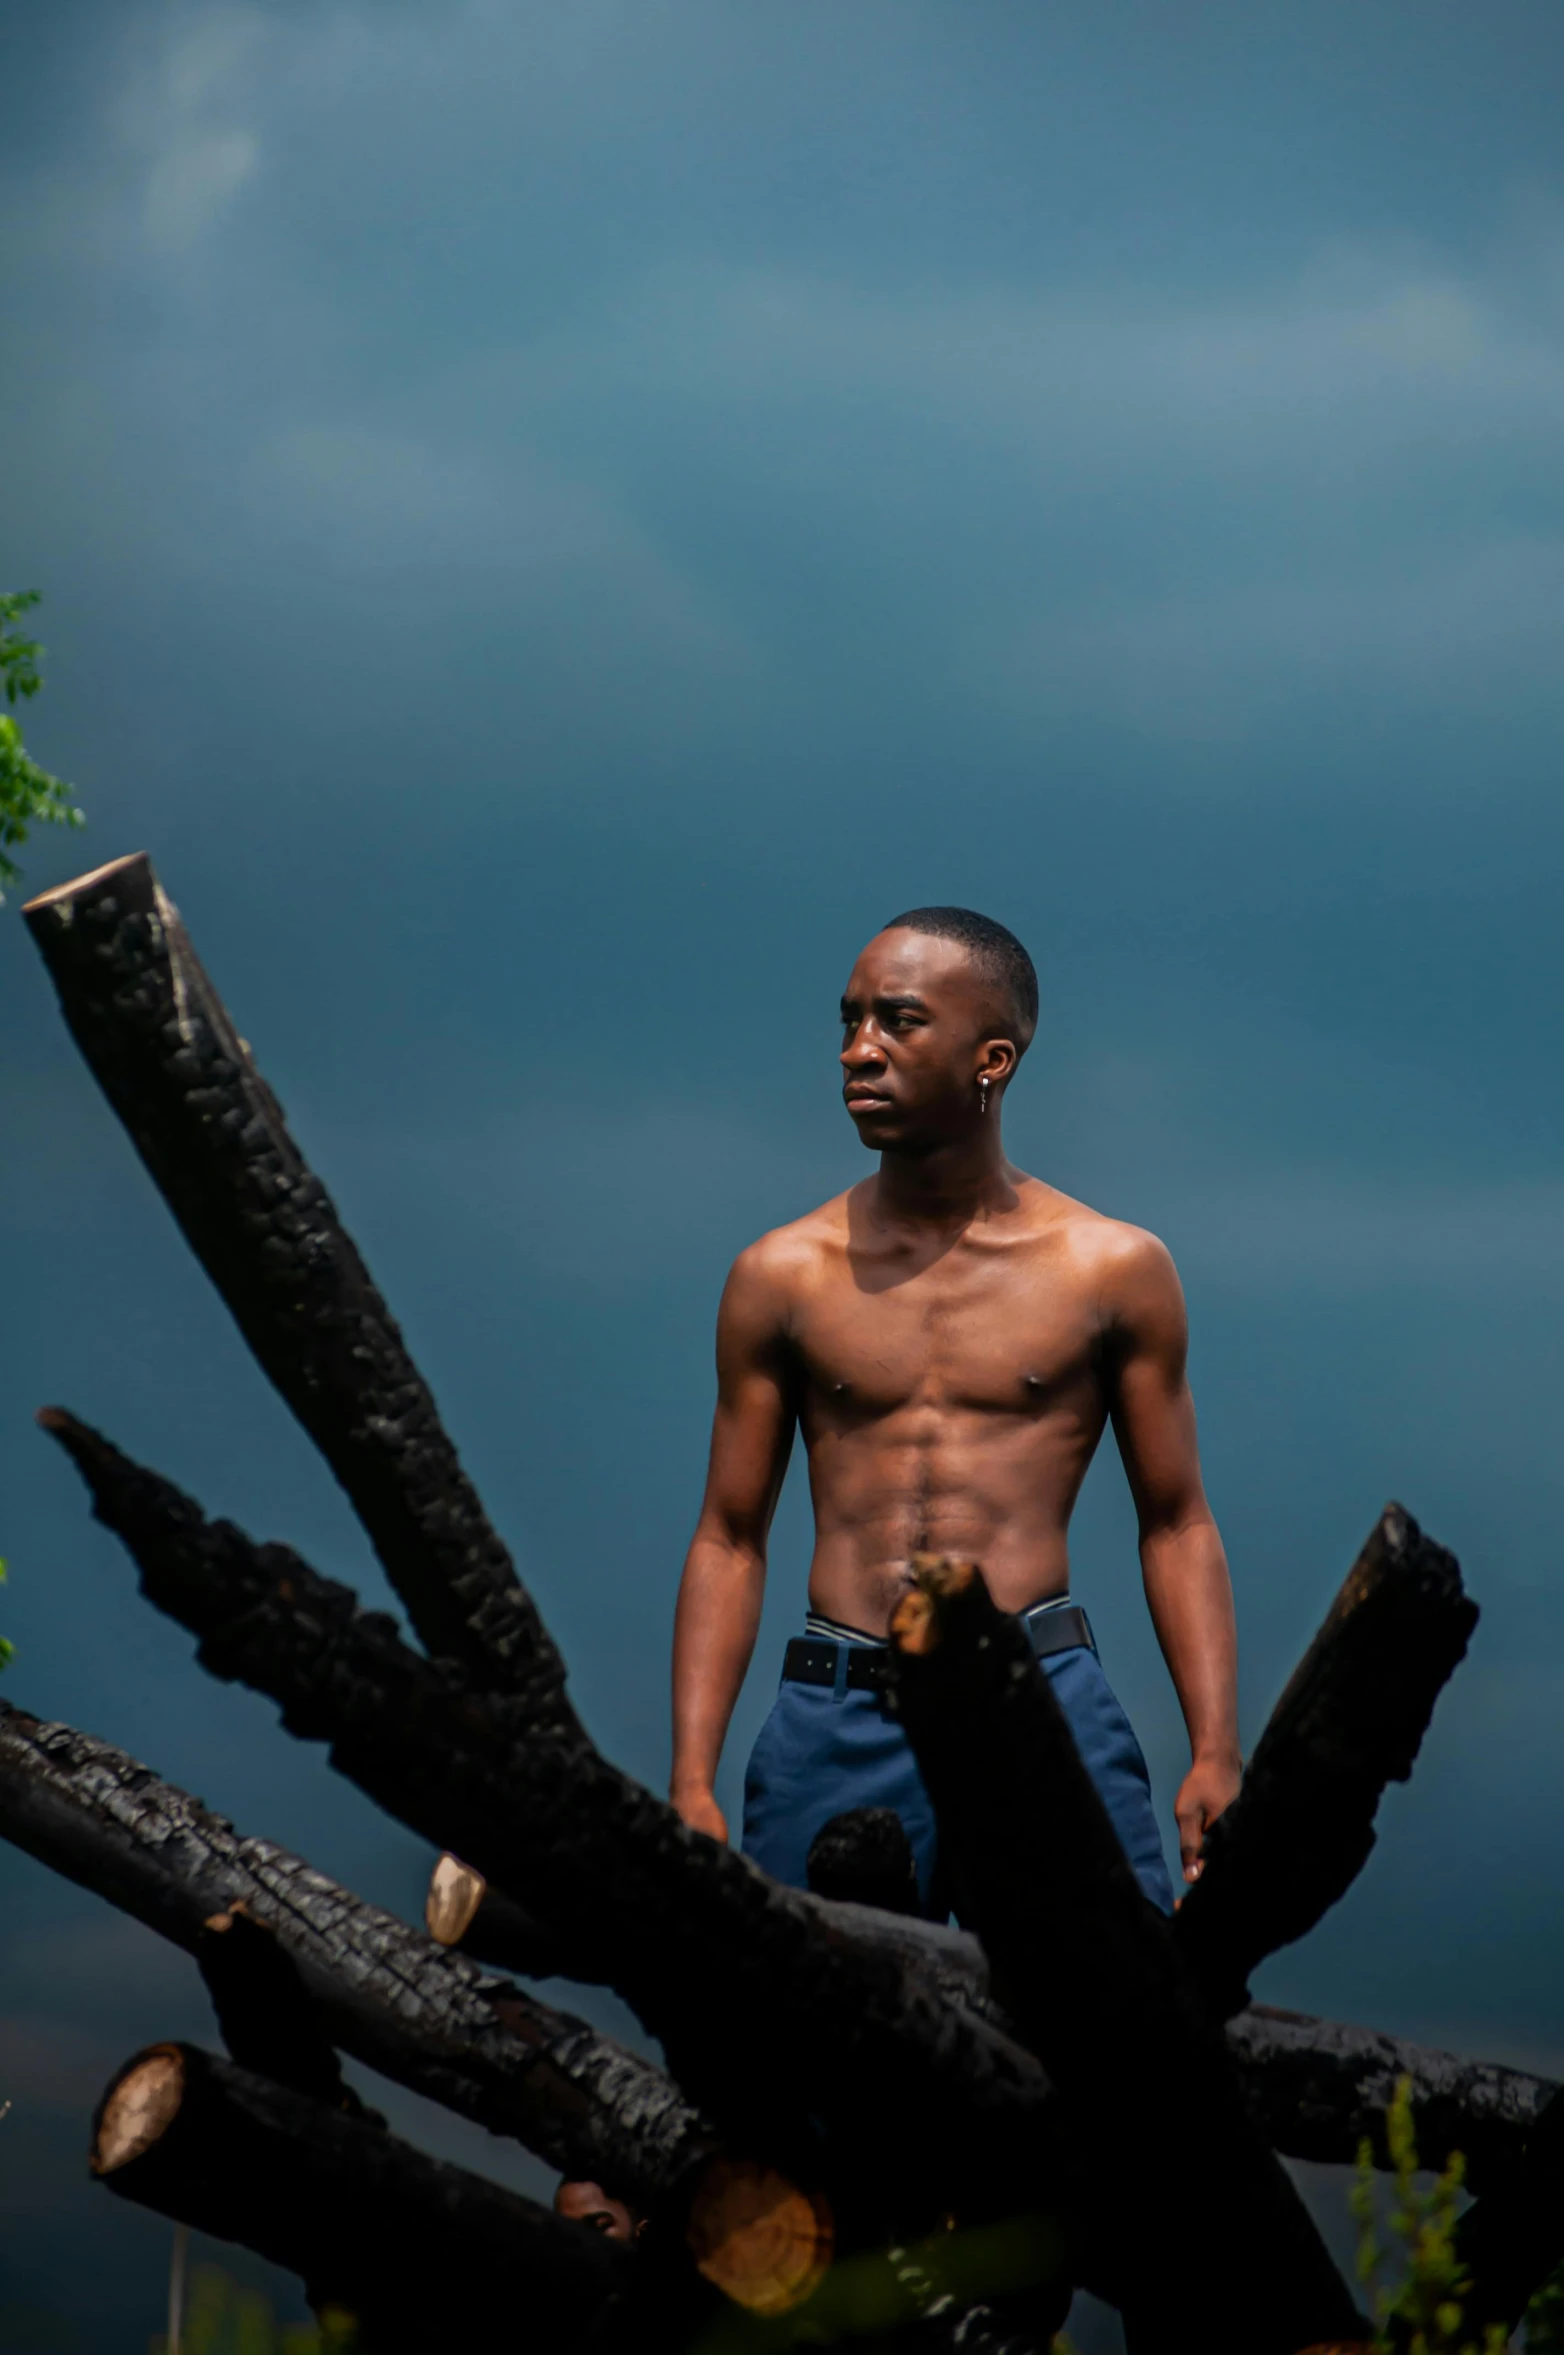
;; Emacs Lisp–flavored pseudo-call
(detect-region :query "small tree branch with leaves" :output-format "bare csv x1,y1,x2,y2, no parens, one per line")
0,590,84,900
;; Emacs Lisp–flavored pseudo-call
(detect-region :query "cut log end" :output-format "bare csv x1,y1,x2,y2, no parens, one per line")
22,853,152,917
686,2158,833,2317
426,1854,487,1948
91,2044,185,2175
891,1556,982,1657
910,1553,980,1598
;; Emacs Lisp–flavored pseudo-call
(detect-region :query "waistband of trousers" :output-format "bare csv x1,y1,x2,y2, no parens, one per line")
804,1591,1081,1648
789,1592,1094,1694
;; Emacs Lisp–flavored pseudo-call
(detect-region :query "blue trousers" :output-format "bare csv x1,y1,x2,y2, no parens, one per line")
742,1631,1175,1917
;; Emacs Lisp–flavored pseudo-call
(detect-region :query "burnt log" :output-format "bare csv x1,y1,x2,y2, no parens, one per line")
1176,1504,1478,2019
24,854,555,1695
6,1693,1535,2213
39,1408,1067,2226
886,1556,1367,2355
0,1698,714,2206
806,1807,922,1917
90,2042,628,2353
1230,2004,1556,2197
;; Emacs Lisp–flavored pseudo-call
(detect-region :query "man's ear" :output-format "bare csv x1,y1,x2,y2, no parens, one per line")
978,1036,1019,1086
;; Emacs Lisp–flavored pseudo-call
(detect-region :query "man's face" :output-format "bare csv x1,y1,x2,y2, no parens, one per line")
555,2180,639,2241
839,928,1014,1152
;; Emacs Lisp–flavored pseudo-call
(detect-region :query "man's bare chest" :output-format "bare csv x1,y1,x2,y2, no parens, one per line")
789,1251,1103,1418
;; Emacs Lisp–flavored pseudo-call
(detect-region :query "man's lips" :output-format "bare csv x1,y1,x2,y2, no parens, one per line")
844,1090,895,1114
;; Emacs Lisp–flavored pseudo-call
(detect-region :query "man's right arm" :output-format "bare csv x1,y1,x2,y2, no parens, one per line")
670,1241,797,1843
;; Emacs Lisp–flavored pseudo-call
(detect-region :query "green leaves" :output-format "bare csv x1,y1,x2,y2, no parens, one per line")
0,588,85,901
1352,2075,1535,2355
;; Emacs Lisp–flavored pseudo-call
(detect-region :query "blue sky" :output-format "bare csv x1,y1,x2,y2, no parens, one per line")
4,3,1564,2344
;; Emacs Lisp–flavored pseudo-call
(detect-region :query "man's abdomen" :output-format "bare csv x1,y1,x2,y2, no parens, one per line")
804,1404,1101,1629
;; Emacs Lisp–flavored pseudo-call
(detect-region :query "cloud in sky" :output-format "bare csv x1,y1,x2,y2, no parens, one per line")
11,0,1564,766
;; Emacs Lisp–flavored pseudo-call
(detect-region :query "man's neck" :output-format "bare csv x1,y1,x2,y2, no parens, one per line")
873,1128,1020,1229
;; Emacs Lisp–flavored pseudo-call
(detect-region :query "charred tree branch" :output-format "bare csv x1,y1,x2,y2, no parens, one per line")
1229,2005,1556,2197
0,1698,714,2207
886,1556,1367,2355
90,2042,629,2354
39,1408,1067,2224
24,853,556,1694
1176,1503,1478,2020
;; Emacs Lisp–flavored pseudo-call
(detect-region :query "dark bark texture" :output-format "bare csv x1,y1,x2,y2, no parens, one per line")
0,1698,714,2206
92,2042,628,2353
886,1561,1368,2355
3,1692,1543,2218
1175,1503,1478,2021
25,854,555,1693
1229,2004,1556,2197
40,1408,1065,2228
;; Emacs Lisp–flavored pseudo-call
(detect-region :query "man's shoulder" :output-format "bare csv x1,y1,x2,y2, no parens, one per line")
1021,1178,1181,1299
726,1188,856,1299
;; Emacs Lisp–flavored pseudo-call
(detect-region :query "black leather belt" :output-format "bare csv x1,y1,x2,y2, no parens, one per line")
782,1603,1093,1694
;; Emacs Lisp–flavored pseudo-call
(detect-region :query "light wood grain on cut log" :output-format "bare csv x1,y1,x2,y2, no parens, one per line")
93,2044,184,2174
686,2157,833,2317
427,1854,486,1947
23,852,148,914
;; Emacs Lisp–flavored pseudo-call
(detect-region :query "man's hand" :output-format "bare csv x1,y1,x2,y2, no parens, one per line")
672,1785,730,1846
1174,1750,1242,1884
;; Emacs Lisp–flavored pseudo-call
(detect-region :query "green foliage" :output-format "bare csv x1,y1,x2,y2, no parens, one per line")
1349,2074,1564,2353
0,589,83,901
150,2264,357,2355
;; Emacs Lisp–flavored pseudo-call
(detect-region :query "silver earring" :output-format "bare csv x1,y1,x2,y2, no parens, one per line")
978,1077,990,1114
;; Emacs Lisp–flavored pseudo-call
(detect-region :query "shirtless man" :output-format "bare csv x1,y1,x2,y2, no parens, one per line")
670,907,1241,1915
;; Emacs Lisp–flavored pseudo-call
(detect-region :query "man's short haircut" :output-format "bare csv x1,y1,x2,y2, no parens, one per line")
883,905,1039,1049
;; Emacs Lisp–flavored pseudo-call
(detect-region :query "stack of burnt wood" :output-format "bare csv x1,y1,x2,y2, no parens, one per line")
6,855,1564,2354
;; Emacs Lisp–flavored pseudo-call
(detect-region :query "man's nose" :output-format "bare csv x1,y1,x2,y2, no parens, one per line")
841,1026,885,1070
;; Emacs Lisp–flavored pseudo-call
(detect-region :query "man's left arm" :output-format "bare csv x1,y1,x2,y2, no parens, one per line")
1104,1228,1241,1884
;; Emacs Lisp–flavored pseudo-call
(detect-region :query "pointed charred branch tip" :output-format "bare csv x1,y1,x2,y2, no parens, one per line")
1175,1500,1478,2021
37,1408,129,1502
